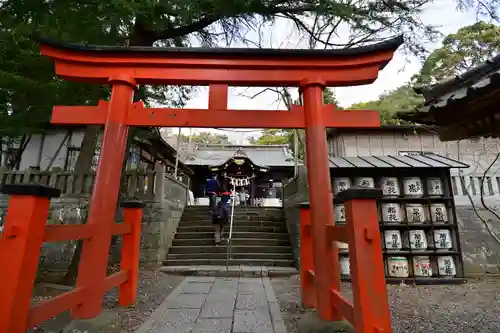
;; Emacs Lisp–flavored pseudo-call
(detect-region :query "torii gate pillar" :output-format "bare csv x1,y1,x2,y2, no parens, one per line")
301,80,340,320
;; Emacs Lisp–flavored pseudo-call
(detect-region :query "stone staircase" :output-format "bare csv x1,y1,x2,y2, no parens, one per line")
164,206,295,267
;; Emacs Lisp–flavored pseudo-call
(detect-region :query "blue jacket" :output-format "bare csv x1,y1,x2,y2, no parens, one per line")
206,178,219,194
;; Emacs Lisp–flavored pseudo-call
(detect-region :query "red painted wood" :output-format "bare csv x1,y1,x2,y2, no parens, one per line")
72,76,136,319
52,103,380,129
43,224,93,242
104,271,129,291
28,288,85,329
345,198,392,333
0,195,52,333
40,42,397,86
302,82,341,321
299,206,316,309
209,84,228,110
118,207,142,306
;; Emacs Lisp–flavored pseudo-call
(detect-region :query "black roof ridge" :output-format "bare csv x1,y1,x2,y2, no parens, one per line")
415,53,500,102
37,35,404,59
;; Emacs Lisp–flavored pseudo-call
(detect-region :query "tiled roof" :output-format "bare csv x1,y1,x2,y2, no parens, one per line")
183,145,296,167
399,54,500,125
329,153,468,169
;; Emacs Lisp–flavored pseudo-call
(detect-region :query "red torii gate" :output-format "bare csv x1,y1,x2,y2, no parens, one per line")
0,36,402,332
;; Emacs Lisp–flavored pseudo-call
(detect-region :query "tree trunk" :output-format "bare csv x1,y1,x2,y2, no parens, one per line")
74,125,101,173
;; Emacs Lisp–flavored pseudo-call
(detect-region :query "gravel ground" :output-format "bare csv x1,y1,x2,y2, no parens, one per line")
271,275,500,333
29,267,184,333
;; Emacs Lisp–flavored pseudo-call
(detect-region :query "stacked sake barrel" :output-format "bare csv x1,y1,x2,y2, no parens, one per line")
333,175,461,283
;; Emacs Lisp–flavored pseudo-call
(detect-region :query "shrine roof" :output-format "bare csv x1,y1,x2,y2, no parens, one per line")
329,153,468,169
38,36,403,60
183,144,295,167
398,53,500,140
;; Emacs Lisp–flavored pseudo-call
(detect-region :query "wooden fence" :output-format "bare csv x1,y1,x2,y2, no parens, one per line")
0,170,187,200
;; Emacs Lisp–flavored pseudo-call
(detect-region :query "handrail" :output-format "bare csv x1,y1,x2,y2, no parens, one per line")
225,182,237,279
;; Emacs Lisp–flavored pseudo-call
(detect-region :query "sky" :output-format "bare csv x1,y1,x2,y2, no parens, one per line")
165,0,479,144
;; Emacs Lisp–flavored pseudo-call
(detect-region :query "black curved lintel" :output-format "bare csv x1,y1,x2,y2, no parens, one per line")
0,184,61,198
37,35,404,59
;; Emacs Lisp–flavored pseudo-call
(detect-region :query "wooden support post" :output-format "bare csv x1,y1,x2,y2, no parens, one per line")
337,187,391,333
299,203,316,309
73,75,136,319
301,80,340,321
0,184,60,333
118,200,145,306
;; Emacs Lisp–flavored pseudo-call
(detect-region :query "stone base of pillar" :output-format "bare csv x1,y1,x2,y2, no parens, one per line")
297,310,353,333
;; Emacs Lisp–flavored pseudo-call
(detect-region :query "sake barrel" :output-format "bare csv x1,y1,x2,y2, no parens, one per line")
413,256,433,277
380,203,403,223
409,229,428,250
333,177,351,194
403,177,424,197
437,256,456,276
380,177,401,197
405,204,426,224
334,204,346,224
384,230,402,251
430,203,448,223
427,178,444,197
354,177,375,188
387,257,409,278
340,256,350,276
434,229,453,250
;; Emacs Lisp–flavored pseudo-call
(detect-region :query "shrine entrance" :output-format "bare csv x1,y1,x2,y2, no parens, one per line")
0,36,403,333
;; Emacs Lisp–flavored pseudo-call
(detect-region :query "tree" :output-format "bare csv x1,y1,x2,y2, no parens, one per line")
349,85,423,124
249,129,289,145
413,22,500,86
249,88,339,161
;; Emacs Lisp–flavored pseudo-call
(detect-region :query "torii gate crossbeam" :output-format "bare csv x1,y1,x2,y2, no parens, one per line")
0,36,403,333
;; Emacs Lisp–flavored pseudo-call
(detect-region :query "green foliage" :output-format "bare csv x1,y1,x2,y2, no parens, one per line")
179,132,233,145
249,129,290,145
349,85,423,124
413,22,500,85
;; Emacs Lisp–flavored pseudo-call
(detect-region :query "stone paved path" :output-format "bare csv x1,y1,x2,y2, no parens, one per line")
134,276,287,333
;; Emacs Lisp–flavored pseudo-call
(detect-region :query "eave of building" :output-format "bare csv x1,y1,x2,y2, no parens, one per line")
326,124,439,136
183,144,297,168
329,153,468,169
398,54,500,141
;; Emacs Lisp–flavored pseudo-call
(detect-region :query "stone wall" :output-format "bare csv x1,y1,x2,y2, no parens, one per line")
282,166,309,268
0,174,188,271
454,196,500,276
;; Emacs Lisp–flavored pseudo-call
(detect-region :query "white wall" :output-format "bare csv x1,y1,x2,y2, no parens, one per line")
17,130,85,171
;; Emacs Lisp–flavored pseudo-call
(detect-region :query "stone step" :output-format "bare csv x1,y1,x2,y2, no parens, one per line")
176,225,286,233
167,252,294,260
159,265,298,277
182,213,284,221
174,232,289,240
169,245,292,254
179,220,286,227
162,258,295,267
185,206,282,212
172,238,290,246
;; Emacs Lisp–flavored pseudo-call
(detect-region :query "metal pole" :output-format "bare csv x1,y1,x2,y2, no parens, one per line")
225,180,237,279
174,127,181,179
293,130,299,177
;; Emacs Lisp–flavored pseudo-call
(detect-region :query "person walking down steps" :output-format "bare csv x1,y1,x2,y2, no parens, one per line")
206,174,219,214
213,176,231,245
